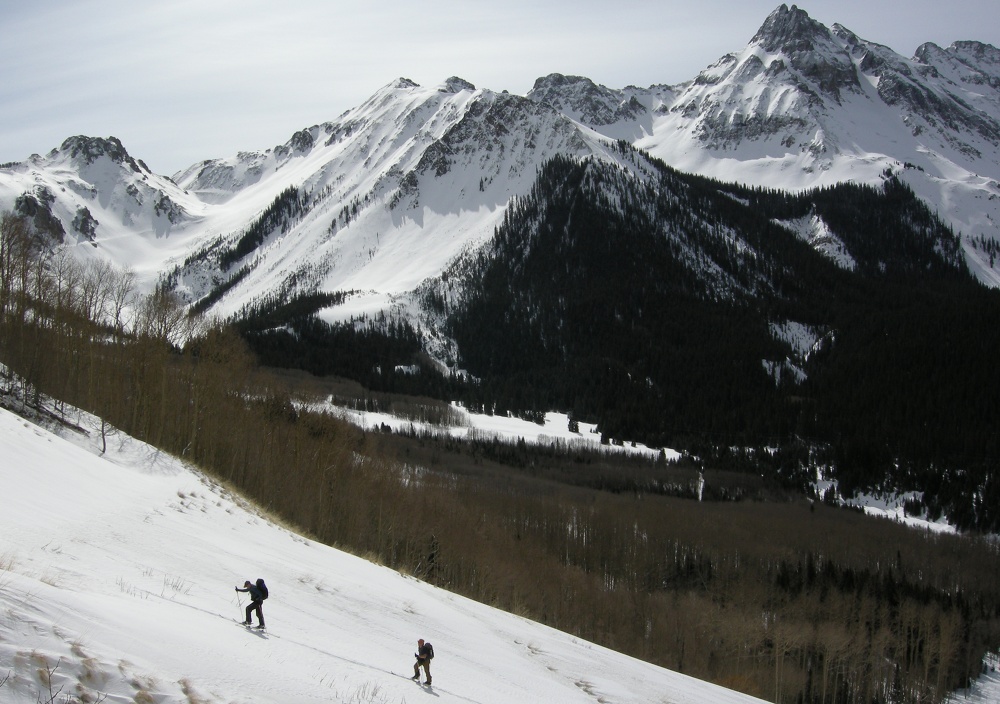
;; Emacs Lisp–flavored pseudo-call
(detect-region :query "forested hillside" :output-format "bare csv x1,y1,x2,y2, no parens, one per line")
418,147,1000,531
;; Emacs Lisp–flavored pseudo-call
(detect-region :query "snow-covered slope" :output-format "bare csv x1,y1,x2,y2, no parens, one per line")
2,4,1000,321
164,77,608,322
0,404,769,703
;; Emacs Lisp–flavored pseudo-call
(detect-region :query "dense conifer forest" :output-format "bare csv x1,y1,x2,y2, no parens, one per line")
2,208,1000,704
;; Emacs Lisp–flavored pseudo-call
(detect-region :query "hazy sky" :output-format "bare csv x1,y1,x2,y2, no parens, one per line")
3,0,999,176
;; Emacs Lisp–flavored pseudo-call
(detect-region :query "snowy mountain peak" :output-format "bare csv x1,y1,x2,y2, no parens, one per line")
393,76,420,90
913,40,1000,97
53,135,149,174
943,40,1000,69
438,76,477,93
749,5,861,102
0,132,199,254
751,3,830,54
527,73,646,126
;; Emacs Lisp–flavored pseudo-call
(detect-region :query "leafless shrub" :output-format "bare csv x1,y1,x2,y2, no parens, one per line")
345,681,391,704
161,575,191,597
34,655,64,704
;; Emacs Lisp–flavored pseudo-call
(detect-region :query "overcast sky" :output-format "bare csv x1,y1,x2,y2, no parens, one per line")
3,0,999,176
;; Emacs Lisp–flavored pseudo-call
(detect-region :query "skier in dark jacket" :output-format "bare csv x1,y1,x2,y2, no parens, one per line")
411,638,433,684
235,579,266,628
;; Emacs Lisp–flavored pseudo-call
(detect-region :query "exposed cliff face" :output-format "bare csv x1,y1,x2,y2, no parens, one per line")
752,3,862,101
58,135,147,173
528,74,649,126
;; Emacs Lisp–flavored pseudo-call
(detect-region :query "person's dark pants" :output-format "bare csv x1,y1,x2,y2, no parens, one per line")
414,659,431,683
245,599,264,627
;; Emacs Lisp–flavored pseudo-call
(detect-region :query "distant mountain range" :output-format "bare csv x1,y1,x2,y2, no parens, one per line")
3,4,999,308
3,4,1000,529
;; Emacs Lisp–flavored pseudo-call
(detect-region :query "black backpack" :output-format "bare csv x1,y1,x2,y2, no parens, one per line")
426,643,434,660
256,578,269,600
